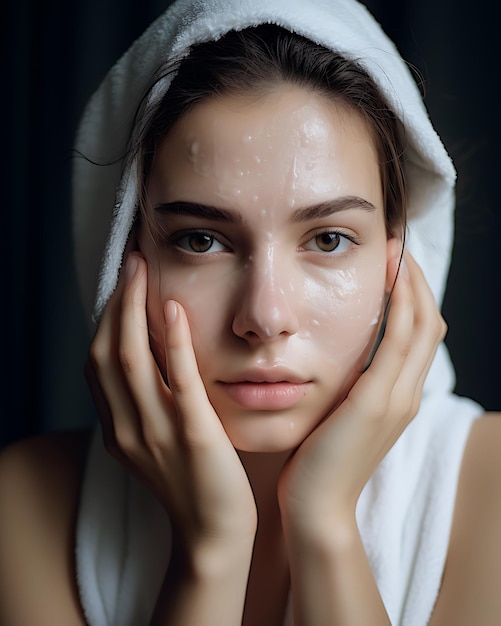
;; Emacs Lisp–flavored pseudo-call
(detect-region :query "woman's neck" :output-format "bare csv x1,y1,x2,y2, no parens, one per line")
238,450,291,626
238,450,290,515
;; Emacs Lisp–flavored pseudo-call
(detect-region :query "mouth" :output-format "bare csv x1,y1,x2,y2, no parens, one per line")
223,367,309,385
218,369,311,410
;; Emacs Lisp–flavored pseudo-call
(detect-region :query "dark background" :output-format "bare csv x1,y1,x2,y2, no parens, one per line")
2,0,499,449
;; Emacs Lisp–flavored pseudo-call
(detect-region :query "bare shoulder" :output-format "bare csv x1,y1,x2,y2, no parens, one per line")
0,429,92,626
430,413,501,626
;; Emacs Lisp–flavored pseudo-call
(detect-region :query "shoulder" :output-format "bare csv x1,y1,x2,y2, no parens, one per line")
0,429,92,514
430,413,501,625
0,429,92,625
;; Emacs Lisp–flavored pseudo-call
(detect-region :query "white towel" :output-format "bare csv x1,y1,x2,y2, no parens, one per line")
74,0,483,624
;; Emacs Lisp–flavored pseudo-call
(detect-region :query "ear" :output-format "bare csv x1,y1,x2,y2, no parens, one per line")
385,237,404,292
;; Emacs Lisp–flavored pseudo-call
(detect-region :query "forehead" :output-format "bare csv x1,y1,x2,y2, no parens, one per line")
149,85,382,212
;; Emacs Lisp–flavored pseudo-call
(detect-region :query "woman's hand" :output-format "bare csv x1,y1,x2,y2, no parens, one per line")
277,252,446,625
86,252,257,555
86,251,256,624
278,252,447,532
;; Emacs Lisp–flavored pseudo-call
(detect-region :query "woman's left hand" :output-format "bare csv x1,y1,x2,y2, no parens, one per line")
278,252,447,532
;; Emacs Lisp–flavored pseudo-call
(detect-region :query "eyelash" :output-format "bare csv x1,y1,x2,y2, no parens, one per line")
300,229,360,255
165,229,229,256
163,228,360,258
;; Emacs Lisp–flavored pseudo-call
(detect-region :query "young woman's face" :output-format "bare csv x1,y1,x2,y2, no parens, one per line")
139,85,399,453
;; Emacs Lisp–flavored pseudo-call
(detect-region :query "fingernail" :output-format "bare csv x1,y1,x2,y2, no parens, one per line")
125,254,138,281
165,300,178,326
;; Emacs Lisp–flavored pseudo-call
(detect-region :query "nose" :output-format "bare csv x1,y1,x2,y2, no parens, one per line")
232,249,300,342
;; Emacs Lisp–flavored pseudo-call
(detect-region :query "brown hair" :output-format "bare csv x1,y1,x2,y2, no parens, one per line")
136,24,406,237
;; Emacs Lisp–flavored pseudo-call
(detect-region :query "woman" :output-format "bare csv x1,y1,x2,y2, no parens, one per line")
0,1,499,625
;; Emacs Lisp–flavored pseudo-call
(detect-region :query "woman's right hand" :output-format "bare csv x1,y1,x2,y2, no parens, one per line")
85,251,258,555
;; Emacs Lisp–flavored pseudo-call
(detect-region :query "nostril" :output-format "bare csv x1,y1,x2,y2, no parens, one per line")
243,329,259,339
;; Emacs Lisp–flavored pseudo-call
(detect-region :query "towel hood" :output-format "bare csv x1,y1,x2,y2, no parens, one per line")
73,0,456,326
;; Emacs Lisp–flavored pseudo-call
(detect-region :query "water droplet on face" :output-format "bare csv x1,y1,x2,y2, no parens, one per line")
297,327,312,340
370,309,381,326
187,139,210,175
300,135,310,148
242,134,253,143
252,195,259,203
260,208,267,216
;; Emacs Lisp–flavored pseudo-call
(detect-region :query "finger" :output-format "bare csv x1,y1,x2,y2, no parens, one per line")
164,300,227,444
394,254,447,410
117,253,175,446
84,358,115,445
88,260,144,457
348,254,415,411
398,254,445,373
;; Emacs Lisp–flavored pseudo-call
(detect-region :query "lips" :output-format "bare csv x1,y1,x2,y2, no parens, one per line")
223,367,308,385
218,368,311,410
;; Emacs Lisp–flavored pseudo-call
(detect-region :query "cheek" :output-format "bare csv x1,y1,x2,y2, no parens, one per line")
299,264,386,364
145,260,236,367
145,256,387,384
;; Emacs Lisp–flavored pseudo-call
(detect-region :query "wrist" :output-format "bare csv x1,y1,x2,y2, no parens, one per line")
152,532,254,626
176,532,255,582
281,503,359,554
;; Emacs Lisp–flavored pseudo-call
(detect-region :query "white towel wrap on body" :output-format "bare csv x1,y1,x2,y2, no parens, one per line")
74,1,483,624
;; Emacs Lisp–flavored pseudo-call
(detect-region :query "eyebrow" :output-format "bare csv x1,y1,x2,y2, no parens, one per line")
154,195,376,224
290,196,376,222
154,201,243,223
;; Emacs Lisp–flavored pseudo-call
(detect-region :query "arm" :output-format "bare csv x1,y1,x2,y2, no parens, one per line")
87,253,257,626
429,413,501,626
278,253,445,625
150,534,254,626
284,511,390,625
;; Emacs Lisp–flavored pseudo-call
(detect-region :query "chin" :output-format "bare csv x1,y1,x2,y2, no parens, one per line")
221,412,318,454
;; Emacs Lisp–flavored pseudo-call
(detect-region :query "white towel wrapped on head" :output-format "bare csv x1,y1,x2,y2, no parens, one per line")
74,1,482,624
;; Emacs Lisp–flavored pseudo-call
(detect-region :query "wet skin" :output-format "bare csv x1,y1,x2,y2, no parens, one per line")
138,85,399,452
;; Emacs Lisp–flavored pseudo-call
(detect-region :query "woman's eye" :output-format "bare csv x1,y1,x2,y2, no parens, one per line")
304,232,352,254
174,231,226,254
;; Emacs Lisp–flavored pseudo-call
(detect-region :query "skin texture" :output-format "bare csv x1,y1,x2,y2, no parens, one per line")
0,431,90,626
0,83,500,626
140,87,398,453
85,85,447,625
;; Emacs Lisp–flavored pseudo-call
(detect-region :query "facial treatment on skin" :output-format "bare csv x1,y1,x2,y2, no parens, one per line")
1,1,500,625
141,89,393,451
